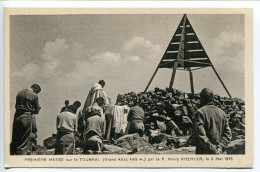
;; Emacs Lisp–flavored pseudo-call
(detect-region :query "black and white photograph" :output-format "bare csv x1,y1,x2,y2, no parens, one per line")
4,8,253,168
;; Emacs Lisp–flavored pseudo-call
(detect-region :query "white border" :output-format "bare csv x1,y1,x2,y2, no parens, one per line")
0,1,259,172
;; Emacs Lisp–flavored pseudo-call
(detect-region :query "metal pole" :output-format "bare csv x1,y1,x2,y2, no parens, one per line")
212,66,232,98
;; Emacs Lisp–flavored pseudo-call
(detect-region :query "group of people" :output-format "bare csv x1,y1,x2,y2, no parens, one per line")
10,79,232,155
10,80,109,155
55,80,109,154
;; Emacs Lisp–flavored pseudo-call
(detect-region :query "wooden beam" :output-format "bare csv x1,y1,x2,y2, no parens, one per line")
189,68,195,97
212,66,232,98
169,14,187,89
144,66,159,92
169,61,179,89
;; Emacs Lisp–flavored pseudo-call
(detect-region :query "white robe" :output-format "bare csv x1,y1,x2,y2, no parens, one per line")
82,83,108,114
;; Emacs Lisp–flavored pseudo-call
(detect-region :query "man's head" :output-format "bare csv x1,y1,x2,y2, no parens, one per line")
133,98,140,106
73,101,81,109
227,107,234,114
95,97,105,107
231,114,242,127
68,101,81,114
31,84,41,94
98,80,105,88
200,88,214,106
65,100,69,107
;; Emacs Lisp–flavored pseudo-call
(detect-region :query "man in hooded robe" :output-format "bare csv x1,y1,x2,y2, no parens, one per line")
82,80,109,115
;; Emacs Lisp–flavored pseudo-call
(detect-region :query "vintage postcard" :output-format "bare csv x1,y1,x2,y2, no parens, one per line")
4,8,253,168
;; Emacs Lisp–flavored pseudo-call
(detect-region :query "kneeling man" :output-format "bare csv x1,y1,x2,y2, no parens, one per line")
83,97,105,154
55,101,81,155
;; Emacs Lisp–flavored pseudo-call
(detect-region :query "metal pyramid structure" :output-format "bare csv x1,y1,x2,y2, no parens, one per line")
144,14,231,97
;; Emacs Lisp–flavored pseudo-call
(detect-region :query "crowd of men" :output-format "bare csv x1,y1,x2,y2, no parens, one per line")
11,80,234,155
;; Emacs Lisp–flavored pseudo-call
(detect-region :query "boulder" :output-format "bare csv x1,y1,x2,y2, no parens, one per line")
115,134,154,154
103,144,130,154
176,138,188,148
43,135,57,149
226,139,245,154
172,147,196,154
150,133,169,144
131,146,156,154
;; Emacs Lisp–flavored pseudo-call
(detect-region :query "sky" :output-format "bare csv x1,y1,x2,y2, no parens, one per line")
9,14,245,144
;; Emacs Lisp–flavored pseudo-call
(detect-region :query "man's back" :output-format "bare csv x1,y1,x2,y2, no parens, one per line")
198,105,226,142
195,104,231,154
127,105,144,122
85,103,104,119
57,111,77,132
84,115,105,138
15,89,40,114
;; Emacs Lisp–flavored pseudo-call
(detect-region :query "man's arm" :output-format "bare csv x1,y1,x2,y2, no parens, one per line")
74,116,78,133
194,111,217,153
218,116,232,150
33,96,41,114
101,120,105,136
127,109,133,122
56,116,60,130
101,90,109,105
60,107,65,113
15,95,18,109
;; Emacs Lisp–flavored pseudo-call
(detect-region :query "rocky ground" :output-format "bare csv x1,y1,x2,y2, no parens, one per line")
34,132,244,155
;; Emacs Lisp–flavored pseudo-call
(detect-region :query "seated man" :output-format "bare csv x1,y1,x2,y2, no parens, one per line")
230,113,245,130
164,116,182,137
181,115,193,136
127,100,145,137
55,101,81,155
83,97,106,154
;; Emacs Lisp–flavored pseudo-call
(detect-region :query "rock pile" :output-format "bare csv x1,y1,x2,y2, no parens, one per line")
116,87,246,152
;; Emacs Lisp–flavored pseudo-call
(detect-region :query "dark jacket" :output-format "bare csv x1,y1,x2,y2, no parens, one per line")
194,102,231,154
15,89,40,115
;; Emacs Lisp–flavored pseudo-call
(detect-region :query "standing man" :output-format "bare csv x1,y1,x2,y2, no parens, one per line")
194,88,232,154
55,101,81,155
83,97,106,154
82,80,109,114
127,100,145,137
10,84,41,155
